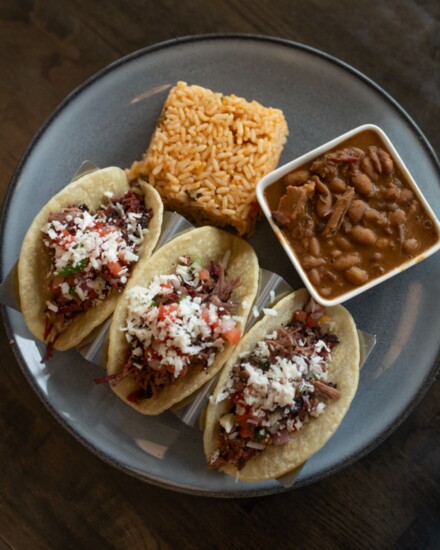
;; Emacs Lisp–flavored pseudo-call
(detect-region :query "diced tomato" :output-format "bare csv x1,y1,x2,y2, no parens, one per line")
95,223,110,237
294,310,307,323
233,392,245,406
107,261,123,277
51,276,65,287
306,316,318,327
201,307,220,329
157,303,179,320
198,267,211,281
201,309,210,323
236,407,259,428
223,327,241,345
60,228,74,244
239,426,255,439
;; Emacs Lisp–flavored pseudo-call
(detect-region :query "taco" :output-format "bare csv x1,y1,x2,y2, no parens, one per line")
104,226,259,415
18,167,163,355
203,289,360,482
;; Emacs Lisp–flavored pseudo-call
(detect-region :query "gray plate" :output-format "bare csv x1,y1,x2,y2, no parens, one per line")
1,35,439,497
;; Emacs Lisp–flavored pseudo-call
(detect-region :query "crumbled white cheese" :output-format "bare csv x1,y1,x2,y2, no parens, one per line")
123,273,241,378
310,402,326,417
219,330,332,418
42,199,144,279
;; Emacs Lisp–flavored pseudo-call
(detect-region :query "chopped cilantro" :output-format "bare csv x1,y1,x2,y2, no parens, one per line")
57,259,87,277
254,429,266,443
69,287,79,299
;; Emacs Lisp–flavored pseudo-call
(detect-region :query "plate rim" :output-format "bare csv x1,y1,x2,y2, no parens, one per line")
1,32,439,497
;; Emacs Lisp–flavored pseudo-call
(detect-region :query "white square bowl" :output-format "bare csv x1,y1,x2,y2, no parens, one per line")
256,124,440,306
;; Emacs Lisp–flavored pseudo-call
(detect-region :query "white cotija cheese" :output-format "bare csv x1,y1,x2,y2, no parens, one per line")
42,199,144,277
218,331,332,414
123,273,240,378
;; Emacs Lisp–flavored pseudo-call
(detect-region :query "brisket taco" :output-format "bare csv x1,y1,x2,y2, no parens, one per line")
104,226,259,415
18,167,163,355
203,289,360,482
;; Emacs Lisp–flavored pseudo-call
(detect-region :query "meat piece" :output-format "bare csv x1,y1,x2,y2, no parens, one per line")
321,187,355,237
272,184,314,237
48,206,84,224
211,262,240,303
272,185,307,227
283,169,311,187
326,147,363,164
312,175,330,195
312,380,341,400
368,146,383,175
310,158,338,180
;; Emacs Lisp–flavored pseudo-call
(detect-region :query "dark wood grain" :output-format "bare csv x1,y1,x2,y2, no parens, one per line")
0,1,439,548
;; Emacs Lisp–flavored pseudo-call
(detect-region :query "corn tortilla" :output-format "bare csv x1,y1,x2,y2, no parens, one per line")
18,167,163,351
203,289,360,482
106,226,259,415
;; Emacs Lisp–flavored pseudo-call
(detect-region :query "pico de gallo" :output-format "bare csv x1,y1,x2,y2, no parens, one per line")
42,186,152,354
97,256,242,403
209,299,341,472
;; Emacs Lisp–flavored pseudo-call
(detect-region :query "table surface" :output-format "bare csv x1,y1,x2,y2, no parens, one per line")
1,1,439,548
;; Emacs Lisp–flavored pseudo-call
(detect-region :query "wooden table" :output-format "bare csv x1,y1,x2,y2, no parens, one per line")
1,1,439,548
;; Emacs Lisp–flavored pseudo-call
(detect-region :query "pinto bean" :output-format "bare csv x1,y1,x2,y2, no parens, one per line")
336,236,353,250
316,194,333,218
315,178,330,195
378,148,394,174
308,268,321,286
383,202,398,211
344,266,369,285
383,184,400,201
350,225,377,245
308,237,321,256
328,178,347,194
302,255,325,270
372,265,386,276
389,209,406,225
398,188,414,204
333,253,361,271
361,156,378,181
283,169,311,187
376,237,390,249
348,199,367,224
363,208,388,226
319,288,331,297
322,270,337,282
371,252,383,262
330,249,342,259
403,238,419,254
351,171,372,196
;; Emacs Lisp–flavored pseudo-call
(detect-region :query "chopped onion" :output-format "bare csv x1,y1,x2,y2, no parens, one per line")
272,430,291,446
246,441,266,450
